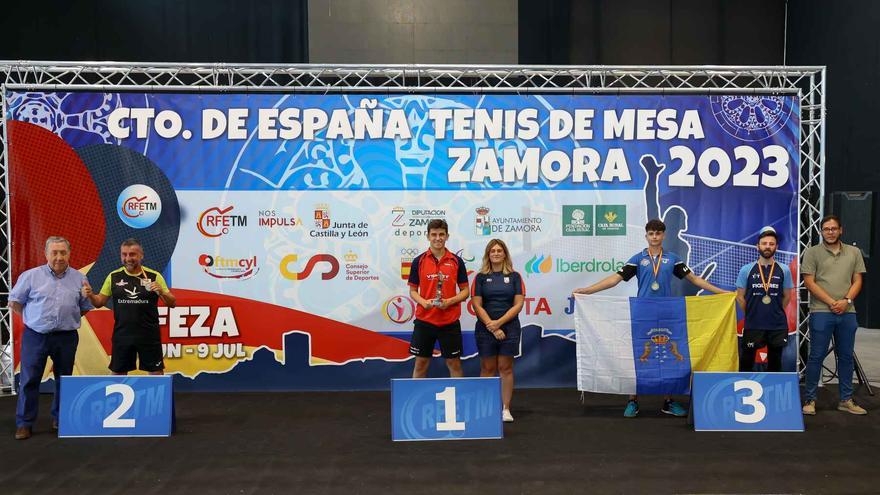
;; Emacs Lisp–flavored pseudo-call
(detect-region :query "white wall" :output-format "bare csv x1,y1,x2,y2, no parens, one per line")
309,0,517,64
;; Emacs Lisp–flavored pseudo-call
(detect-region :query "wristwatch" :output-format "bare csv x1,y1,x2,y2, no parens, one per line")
846,298,853,305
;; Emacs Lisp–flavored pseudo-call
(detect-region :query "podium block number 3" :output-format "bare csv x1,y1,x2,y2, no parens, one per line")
103,383,136,428
435,387,466,432
734,379,766,424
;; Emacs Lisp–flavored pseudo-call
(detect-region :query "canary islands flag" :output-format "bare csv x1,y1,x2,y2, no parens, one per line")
574,293,738,395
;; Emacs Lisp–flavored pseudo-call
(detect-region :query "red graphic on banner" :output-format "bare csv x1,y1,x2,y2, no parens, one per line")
7,121,105,281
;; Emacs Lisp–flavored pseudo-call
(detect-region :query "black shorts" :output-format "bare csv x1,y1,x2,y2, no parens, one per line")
742,329,789,350
409,319,462,359
109,338,165,373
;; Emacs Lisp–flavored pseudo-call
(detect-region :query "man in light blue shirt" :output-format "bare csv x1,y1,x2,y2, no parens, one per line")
9,236,93,440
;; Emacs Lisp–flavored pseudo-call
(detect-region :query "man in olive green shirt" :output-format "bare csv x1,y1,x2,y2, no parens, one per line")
801,215,867,415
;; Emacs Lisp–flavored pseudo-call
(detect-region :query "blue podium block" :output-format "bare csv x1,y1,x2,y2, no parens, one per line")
59,375,174,438
391,377,503,441
693,372,804,432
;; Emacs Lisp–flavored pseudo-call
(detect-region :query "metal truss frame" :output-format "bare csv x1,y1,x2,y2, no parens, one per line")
0,62,826,394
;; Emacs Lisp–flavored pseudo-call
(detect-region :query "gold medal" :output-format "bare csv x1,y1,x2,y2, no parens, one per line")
761,295,772,305
651,281,660,291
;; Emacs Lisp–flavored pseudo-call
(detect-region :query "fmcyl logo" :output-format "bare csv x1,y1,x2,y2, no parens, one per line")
198,254,259,280
117,184,161,229
562,205,593,236
596,205,626,236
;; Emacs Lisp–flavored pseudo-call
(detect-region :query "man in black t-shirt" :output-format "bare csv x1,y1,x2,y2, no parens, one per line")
83,238,176,374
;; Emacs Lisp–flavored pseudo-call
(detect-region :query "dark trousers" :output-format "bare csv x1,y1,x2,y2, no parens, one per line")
16,327,79,428
739,345,784,372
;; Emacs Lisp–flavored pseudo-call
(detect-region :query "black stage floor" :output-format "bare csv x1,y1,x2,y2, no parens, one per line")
1,385,878,495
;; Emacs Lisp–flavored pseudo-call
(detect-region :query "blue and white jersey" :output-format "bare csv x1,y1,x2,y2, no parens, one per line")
618,249,691,297
736,260,793,331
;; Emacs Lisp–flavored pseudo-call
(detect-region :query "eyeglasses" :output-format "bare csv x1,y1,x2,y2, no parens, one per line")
821,227,840,232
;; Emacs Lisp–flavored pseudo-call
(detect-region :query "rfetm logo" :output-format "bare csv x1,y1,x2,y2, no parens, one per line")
116,184,161,229
524,254,553,275
197,206,247,238
382,295,416,324
280,254,340,280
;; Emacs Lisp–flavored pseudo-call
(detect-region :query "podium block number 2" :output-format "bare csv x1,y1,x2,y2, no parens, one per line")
734,379,766,424
103,383,136,428
435,386,465,432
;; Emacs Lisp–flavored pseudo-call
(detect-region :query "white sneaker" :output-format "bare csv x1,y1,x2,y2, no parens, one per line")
502,409,514,423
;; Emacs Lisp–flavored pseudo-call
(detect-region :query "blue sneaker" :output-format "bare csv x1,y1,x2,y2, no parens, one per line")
623,400,639,418
662,400,687,417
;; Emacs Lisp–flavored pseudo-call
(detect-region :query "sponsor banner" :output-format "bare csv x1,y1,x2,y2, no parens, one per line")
6,92,800,389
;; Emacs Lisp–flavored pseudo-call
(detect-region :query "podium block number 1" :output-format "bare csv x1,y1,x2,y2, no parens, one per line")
435,386,465,432
103,383,136,428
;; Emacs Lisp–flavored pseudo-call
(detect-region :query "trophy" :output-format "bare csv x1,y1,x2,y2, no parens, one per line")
431,273,445,307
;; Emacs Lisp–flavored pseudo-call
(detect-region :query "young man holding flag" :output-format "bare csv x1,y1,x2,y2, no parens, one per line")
573,218,727,417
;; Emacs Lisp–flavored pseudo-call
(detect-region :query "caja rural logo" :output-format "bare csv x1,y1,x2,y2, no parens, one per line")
116,184,161,229
197,205,247,238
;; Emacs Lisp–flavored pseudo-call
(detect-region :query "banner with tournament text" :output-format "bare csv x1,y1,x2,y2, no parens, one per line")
5,91,800,390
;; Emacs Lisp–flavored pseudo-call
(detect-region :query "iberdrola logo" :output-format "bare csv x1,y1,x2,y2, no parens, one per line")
524,254,553,275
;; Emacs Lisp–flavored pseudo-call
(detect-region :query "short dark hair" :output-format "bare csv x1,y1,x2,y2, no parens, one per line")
645,219,666,232
120,238,143,249
426,219,448,234
820,215,841,229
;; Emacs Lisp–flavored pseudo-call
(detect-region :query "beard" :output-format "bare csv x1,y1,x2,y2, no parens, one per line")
760,249,776,259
